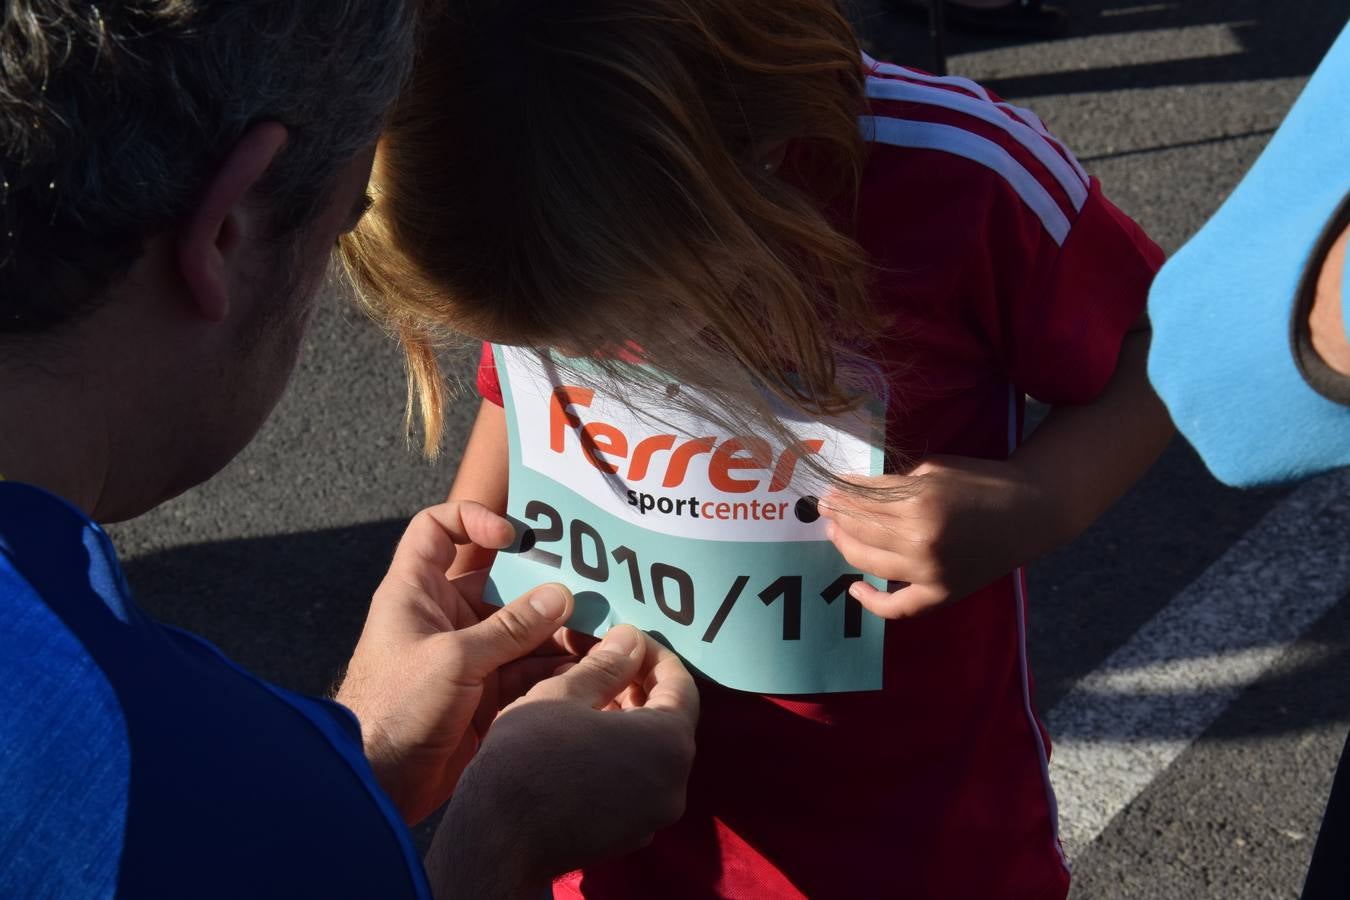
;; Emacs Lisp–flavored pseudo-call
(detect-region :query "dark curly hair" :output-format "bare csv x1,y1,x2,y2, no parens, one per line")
0,0,416,333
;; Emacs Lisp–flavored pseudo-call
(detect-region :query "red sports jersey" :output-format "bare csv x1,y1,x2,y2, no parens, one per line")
477,56,1162,899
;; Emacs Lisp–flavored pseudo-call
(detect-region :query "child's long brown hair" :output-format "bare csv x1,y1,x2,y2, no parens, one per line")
342,0,891,487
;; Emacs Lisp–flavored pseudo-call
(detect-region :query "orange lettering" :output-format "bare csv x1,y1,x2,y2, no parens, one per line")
628,434,677,481
662,437,716,488
549,386,595,453
580,422,627,474
709,437,771,494
769,439,824,492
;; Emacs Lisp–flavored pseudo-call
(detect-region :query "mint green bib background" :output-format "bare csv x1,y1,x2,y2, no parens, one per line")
482,348,887,694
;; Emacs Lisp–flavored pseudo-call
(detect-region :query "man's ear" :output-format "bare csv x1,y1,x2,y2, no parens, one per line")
177,122,289,323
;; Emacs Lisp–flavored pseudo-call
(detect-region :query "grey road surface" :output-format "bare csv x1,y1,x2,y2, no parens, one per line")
108,2,1350,896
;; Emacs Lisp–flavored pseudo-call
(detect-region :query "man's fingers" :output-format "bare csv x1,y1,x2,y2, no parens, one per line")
496,652,577,708
451,583,576,679
634,638,699,729
561,627,601,657
453,570,513,626
536,630,698,724
446,571,578,657
526,625,647,709
448,567,492,600
615,682,647,711
457,502,517,554
389,502,514,589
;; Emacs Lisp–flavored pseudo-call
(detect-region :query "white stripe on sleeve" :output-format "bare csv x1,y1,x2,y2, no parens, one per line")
860,116,1071,245
865,76,1088,211
997,102,1092,187
865,54,995,102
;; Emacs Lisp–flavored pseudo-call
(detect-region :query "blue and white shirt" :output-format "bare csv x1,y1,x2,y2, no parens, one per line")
0,482,431,899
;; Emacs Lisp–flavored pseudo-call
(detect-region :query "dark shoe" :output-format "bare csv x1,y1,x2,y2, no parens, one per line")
885,0,1068,39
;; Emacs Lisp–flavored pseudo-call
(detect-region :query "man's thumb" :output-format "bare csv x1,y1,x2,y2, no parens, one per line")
454,583,574,678
532,625,646,708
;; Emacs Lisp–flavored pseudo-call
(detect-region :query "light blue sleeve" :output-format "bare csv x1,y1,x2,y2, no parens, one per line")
1147,21,1350,486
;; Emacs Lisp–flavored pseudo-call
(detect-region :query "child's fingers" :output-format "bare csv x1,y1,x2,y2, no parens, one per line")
826,469,928,497
822,505,920,552
818,478,923,522
848,579,946,619
825,520,911,583
828,472,912,492
846,579,908,618
818,488,889,519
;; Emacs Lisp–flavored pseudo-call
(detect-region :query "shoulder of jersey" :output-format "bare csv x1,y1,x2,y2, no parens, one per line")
860,53,1090,246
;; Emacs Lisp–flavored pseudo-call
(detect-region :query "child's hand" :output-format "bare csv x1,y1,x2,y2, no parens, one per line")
819,455,1052,619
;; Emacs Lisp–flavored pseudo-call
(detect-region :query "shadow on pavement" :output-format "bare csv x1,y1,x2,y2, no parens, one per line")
123,519,408,697
854,0,1348,96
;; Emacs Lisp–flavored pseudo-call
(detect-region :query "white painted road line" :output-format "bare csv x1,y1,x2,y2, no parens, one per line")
1047,468,1350,860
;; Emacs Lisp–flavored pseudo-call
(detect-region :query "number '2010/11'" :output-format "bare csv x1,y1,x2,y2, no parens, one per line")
518,499,865,643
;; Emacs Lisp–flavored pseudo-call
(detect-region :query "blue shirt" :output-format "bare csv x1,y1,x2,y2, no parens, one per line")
0,482,431,899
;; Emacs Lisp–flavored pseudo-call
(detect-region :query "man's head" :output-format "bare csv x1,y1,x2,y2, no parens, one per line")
0,2,415,519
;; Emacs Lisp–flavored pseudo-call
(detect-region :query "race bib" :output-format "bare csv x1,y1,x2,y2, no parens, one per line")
483,346,887,694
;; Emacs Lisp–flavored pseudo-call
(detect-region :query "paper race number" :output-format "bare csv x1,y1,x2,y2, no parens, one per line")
483,346,887,694
516,499,870,641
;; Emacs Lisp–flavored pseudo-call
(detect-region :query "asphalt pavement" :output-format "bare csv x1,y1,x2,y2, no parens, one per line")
108,2,1350,896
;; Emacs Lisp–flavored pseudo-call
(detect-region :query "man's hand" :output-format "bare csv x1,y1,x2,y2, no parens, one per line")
819,455,1047,619
426,625,699,900
335,502,577,825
